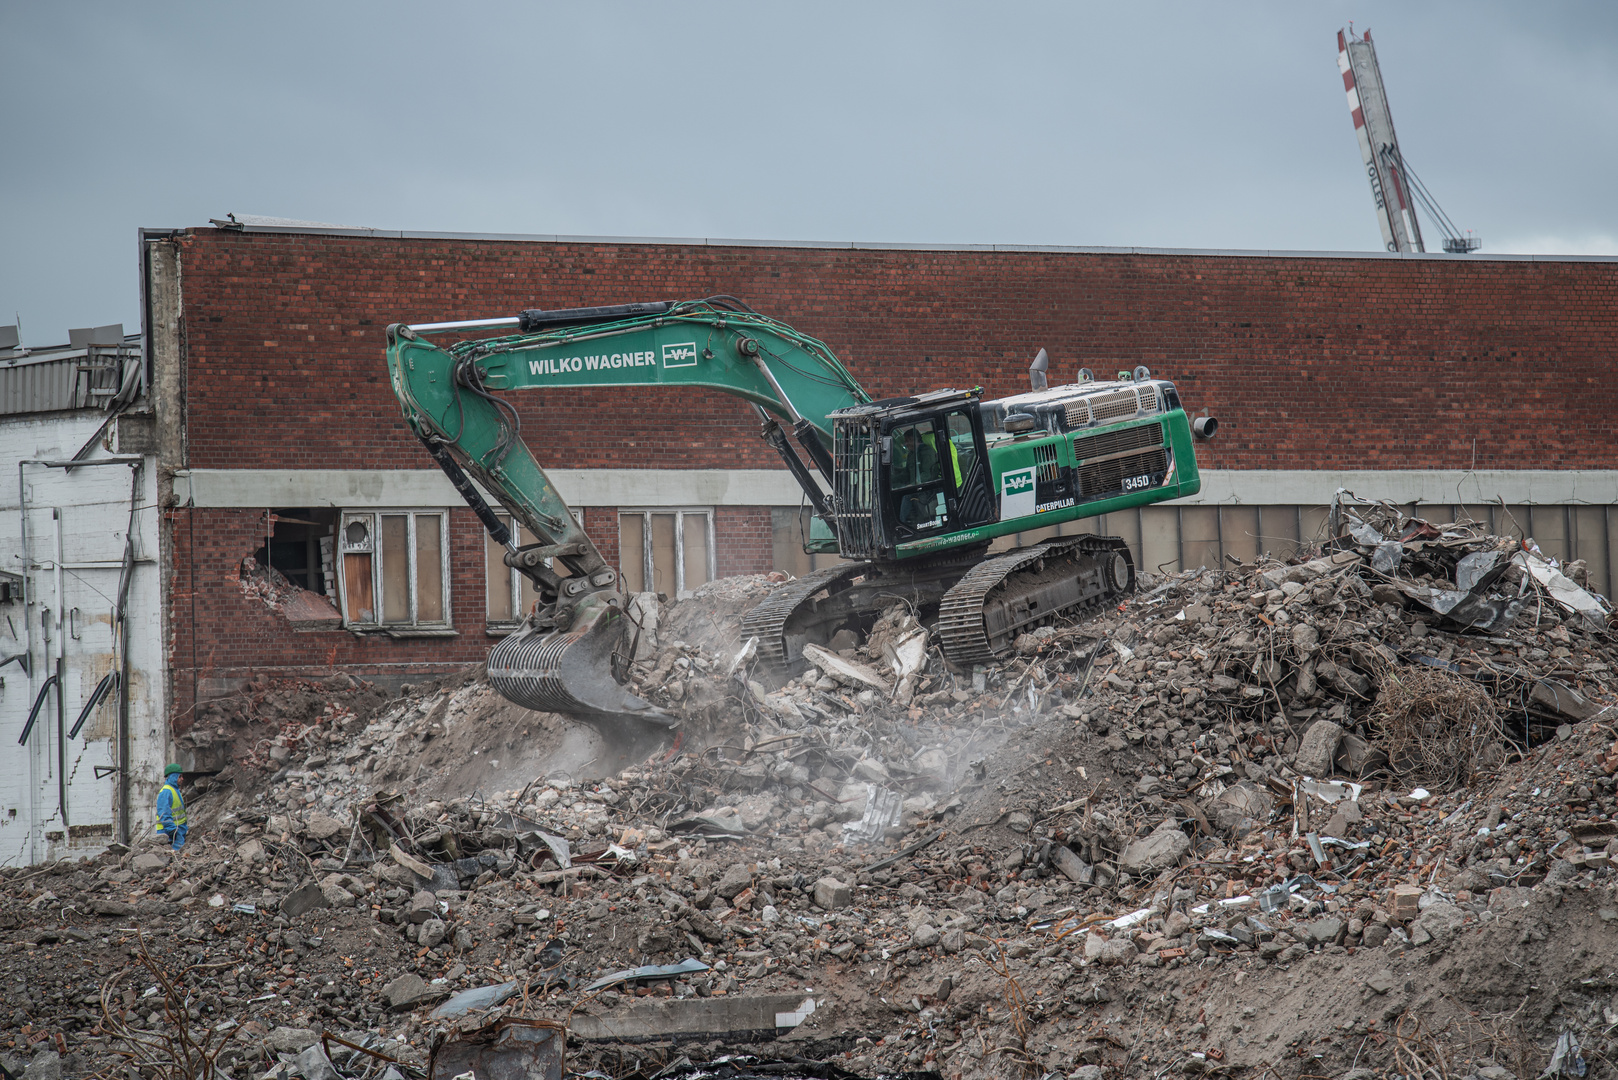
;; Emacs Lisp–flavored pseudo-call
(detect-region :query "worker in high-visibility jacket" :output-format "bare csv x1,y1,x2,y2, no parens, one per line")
154,763,188,851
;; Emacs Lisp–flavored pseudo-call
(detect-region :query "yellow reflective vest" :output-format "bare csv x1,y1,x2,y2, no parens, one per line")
154,782,186,831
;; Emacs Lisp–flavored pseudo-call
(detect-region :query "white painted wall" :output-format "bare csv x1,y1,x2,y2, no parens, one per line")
0,411,164,865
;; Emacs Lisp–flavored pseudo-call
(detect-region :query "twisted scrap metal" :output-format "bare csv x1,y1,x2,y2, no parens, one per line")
96,931,242,1080
1373,664,1505,790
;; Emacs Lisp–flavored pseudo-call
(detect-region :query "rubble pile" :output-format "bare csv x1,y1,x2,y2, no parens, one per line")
5,503,1618,1080
174,672,390,777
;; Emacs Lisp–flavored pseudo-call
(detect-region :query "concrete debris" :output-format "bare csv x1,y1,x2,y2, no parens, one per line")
7,511,1618,1078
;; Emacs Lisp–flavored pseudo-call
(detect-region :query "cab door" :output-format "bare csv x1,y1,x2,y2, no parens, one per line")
940,408,994,528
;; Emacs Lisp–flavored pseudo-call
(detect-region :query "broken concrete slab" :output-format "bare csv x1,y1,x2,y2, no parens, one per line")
294,1043,341,1080
813,876,853,910
381,972,446,1011
1050,844,1093,885
1295,719,1345,776
304,812,346,842
1118,829,1190,875
262,1026,321,1055
131,852,167,874
801,643,890,692
280,882,330,918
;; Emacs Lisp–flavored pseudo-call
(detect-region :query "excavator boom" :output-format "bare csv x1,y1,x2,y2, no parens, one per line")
385,297,870,727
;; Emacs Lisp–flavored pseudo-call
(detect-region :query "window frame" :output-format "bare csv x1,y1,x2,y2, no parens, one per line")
618,507,716,599
336,508,453,633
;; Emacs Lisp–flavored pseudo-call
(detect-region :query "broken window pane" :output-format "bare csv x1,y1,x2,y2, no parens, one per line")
380,514,410,623
416,514,444,623
650,514,677,597
619,514,646,593
682,513,710,594
486,519,513,623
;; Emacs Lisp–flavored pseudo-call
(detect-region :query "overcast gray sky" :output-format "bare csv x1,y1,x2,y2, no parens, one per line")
3,1,1615,345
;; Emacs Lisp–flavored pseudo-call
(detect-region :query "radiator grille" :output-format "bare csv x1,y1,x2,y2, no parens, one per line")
1089,389,1141,424
1034,441,1061,483
1063,400,1091,428
1070,422,1162,462
1077,448,1169,500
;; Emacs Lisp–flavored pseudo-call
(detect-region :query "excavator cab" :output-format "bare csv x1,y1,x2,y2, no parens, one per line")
828,390,995,559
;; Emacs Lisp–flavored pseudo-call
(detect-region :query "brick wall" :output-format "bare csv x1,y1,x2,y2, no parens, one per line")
715,507,774,577
173,231,1618,474
162,230,1618,709
166,506,525,717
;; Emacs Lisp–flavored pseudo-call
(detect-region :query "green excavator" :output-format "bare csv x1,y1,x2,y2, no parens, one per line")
385,297,1217,728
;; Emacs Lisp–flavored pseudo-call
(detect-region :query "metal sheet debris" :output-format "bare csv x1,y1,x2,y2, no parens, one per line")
841,784,903,845
430,980,521,1019
428,1018,564,1080
582,957,711,994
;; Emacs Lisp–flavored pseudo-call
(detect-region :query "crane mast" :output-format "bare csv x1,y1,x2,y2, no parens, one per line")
1337,28,1425,253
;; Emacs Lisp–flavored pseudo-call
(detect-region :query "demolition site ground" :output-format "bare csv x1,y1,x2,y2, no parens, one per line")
5,501,1618,1080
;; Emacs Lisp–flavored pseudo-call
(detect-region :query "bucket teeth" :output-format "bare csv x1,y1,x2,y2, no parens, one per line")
488,616,676,727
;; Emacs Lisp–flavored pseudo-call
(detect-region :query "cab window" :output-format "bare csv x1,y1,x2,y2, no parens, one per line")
890,420,945,531
890,422,943,490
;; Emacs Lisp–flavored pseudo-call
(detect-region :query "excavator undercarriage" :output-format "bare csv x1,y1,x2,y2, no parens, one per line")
741,535,1136,675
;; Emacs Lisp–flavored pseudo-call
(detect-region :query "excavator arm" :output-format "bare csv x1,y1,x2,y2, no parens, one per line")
384,297,869,727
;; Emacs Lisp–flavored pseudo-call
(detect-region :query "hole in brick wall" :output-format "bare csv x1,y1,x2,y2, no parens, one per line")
252,508,338,596
241,509,345,630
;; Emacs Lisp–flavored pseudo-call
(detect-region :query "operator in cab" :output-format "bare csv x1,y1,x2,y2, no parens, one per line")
893,426,945,525
891,427,938,488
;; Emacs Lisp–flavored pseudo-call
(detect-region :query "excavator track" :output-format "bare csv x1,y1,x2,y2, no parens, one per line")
743,538,1132,673
936,535,1135,667
488,614,677,730
741,563,868,668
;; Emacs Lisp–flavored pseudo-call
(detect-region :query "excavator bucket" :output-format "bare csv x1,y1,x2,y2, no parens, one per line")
487,613,676,729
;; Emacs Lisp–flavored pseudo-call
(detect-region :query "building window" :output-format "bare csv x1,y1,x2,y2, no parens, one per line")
338,510,450,630
619,509,714,599
485,514,538,632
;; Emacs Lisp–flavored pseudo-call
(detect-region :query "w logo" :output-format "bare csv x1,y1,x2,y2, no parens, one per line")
1001,468,1036,495
661,342,698,369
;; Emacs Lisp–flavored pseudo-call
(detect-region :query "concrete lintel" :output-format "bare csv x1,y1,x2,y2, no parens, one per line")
1183,470,1618,508
172,467,809,508
172,467,1615,511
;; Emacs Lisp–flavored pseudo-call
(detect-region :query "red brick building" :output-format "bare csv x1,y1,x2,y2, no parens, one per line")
140,224,1618,727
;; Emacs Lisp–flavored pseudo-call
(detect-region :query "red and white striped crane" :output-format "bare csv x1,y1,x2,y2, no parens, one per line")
1336,28,1480,254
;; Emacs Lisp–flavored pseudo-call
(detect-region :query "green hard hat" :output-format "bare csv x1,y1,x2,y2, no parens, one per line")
165,763,183,777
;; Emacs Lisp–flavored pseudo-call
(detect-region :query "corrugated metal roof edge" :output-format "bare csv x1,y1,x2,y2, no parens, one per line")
140,225,1618,265
1,335,142,369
